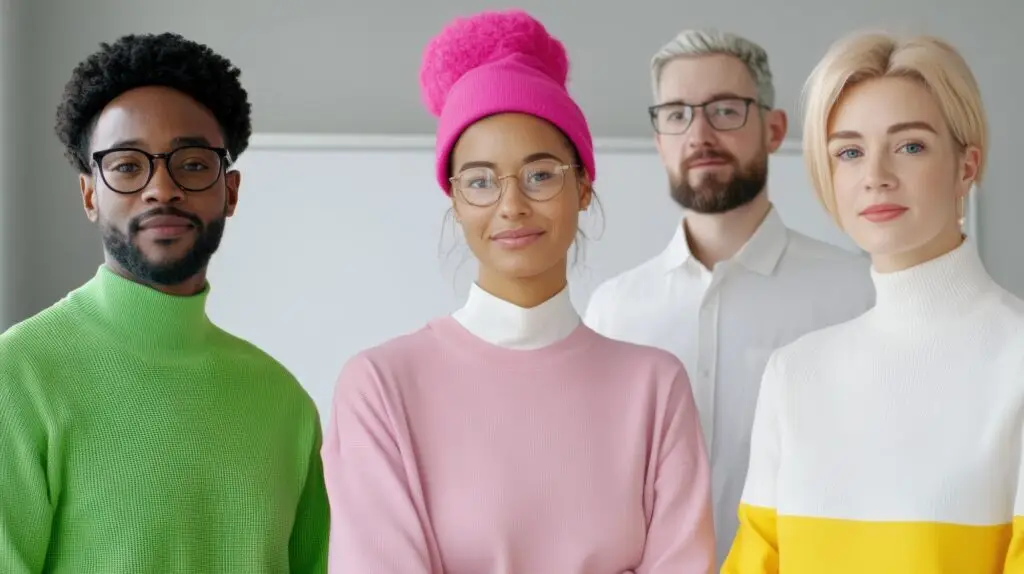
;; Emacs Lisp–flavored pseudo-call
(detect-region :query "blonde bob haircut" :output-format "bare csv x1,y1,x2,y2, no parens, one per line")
801,32,988,221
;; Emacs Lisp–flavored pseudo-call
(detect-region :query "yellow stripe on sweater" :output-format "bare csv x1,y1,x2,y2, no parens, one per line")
724,503,1011,574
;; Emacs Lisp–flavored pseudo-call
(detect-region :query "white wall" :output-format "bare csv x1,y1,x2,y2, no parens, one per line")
0,0,26,327
4,0,1022,326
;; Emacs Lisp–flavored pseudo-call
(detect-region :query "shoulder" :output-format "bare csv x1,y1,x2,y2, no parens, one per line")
782,229,871,272
589,252,666,304
0,295,81,371
588,328,683,368
333,323,440,395
979,284,1024,341
208,327,319,413
584,253,668,330
582,328,692,396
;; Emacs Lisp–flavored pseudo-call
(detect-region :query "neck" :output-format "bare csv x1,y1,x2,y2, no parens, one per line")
871,226,965,273
476,260,568,308
75,264,213,355
870,236,991,322
684,192,771,268
103,256,208,297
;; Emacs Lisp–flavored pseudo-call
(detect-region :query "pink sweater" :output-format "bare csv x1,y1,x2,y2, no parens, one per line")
322,316,715,573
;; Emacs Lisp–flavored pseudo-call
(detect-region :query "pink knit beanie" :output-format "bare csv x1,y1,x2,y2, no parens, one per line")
419,9,596,194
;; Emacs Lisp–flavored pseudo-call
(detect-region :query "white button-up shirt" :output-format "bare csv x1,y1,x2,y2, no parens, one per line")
584,206,875,565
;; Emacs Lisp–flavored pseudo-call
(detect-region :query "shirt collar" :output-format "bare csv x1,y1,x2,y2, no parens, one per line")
660,205,788,276
452,282,581,350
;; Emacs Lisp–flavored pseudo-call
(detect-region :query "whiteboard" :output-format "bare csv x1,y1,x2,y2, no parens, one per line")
205,133,976,420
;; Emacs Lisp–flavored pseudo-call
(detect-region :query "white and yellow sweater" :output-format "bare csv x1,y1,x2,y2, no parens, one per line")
723,239,1024,573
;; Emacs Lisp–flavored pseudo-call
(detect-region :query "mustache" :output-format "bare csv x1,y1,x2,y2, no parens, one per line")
128,206,204,234
682,148,735,169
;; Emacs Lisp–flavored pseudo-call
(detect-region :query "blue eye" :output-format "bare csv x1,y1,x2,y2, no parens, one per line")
902,142,925,154
837,148,862,160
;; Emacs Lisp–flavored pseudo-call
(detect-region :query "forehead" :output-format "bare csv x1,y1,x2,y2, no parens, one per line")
453,113,571,166
829,76,947,135
657,53,758,104
89,85,225,152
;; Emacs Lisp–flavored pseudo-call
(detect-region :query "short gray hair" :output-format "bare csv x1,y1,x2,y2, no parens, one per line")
651,29,775,108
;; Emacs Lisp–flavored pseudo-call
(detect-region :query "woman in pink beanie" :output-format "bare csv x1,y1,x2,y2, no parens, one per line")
321,9,716,573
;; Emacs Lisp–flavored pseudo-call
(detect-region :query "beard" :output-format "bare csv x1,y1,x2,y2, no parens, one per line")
670,146,768,214
101,205,226,286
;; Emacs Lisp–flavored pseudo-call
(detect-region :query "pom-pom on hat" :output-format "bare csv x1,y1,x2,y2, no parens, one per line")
419,9,596,194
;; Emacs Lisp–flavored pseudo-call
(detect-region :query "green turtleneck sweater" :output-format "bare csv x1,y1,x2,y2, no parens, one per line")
0,266,329,573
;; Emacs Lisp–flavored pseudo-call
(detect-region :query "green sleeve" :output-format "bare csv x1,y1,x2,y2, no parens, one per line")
289,415,330,574
0,355,55,573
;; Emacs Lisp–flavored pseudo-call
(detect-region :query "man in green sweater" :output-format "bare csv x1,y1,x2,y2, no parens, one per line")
0,33,329,572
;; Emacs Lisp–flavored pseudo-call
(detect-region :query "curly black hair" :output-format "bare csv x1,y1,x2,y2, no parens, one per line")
55,32,252,174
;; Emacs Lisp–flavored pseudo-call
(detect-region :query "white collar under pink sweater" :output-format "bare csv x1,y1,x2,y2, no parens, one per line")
452,283,581,350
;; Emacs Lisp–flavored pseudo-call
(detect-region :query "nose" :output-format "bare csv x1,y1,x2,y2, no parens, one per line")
863,151,898,191
496,176,530,219
140,159,185,203
685,109,717,149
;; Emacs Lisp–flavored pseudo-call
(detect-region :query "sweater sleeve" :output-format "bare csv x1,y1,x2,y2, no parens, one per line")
635,364,716,573
289,416,331,573
0,357,54,573
321,353,438,573
721,351,784,574
1003,415,1024,571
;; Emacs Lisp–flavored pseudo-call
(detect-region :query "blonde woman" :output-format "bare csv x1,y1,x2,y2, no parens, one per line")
722,32,1024,573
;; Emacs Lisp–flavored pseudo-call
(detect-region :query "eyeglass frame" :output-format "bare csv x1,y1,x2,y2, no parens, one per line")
647,96,771,135
448,161,582,207
90,145,233,194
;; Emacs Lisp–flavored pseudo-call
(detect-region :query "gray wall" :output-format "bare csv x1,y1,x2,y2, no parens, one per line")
4,0,1022,326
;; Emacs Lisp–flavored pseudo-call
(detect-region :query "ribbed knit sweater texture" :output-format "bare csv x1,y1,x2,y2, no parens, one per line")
0,266,329,573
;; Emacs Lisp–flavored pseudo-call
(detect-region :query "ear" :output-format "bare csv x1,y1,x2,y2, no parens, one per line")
224,169,241,217
764,108,789,153
958,144,981,195
80,173,98,223
449,189,462,223
577,174,593,212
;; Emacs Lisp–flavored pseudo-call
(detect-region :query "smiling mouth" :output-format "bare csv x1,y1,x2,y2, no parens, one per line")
491,229,545,248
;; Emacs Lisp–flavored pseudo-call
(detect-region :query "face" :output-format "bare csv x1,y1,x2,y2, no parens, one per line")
654,54,787,213
81,85,240,287
449,113,591,290
826,76,979,268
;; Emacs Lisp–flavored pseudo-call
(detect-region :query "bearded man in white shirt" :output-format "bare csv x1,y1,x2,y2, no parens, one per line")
583,29,875,566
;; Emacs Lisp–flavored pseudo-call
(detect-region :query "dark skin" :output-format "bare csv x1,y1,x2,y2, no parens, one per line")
79,85,241,296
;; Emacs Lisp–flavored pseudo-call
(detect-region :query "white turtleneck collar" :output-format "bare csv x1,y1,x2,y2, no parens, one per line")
452,283,581,350
870,238,994,321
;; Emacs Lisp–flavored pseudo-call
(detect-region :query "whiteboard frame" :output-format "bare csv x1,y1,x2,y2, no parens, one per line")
245,133,979,248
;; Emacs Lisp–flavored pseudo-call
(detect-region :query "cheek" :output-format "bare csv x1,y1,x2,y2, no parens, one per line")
96,191,136,222
541,197,581,241
830,167,861,226
658,138,686,170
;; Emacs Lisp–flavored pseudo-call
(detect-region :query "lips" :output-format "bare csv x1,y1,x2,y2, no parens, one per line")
859,204,907,216
138,215,194,229
491,228,543,240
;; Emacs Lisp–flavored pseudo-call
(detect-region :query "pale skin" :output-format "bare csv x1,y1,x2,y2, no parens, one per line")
79,85,241,296
449,112,593,308
826,76,980,273
654,53,788,268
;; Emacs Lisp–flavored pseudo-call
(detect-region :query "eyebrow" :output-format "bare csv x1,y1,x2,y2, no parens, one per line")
657,92,753,106
106,135,214,150
456,151,564,172
827,121,938,143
